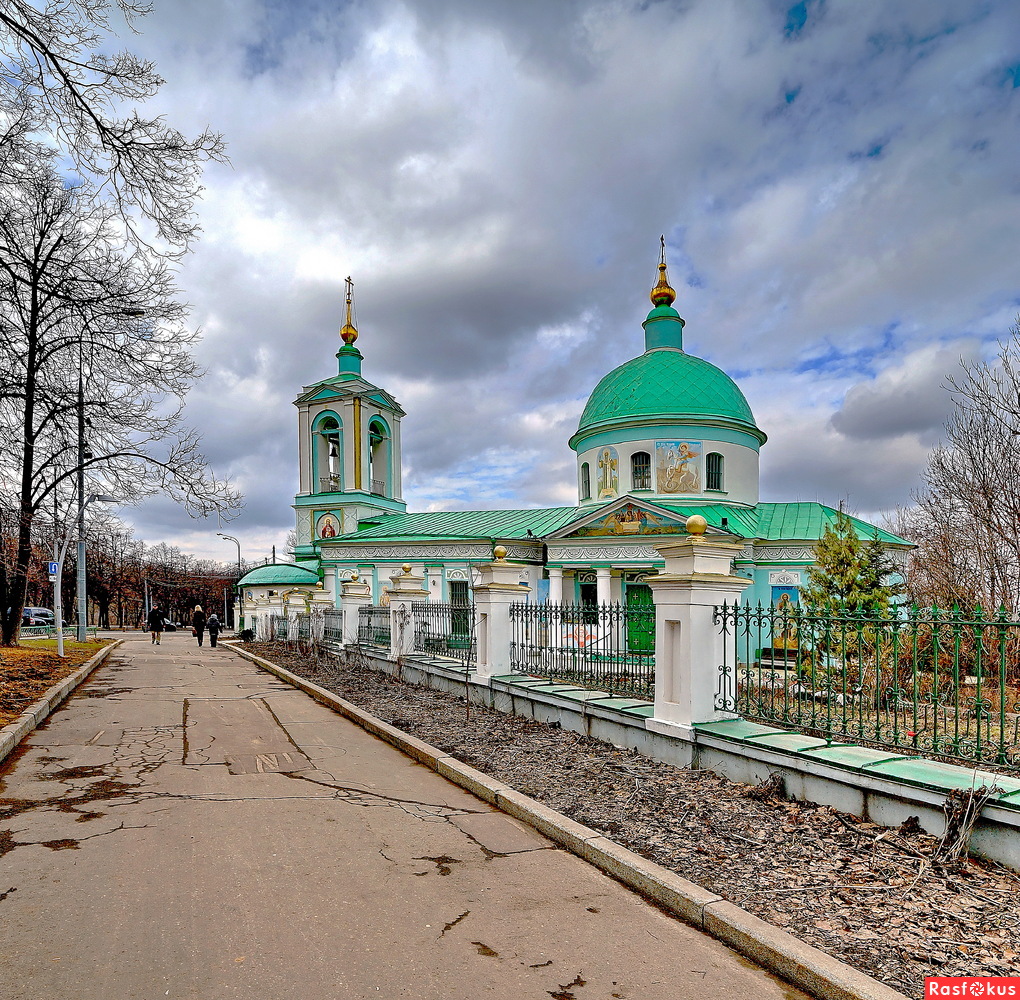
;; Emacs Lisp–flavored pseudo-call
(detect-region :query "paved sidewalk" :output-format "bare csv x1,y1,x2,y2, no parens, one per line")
0,634,810,999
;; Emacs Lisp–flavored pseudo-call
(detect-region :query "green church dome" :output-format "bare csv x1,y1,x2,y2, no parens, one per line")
571,349,765,446
237,563,320,588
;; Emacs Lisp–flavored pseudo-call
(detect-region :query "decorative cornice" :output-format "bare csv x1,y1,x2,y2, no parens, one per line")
552,543,662,562
325,543,492,560
754,545,815,562
500,543,542,562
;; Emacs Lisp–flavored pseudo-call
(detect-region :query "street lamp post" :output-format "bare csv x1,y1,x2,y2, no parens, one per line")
75,306,143,642
217,533,242,628
61,493,117,653
75,361,87,642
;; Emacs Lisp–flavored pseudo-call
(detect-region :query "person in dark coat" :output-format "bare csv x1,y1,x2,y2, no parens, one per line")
207,613,220,648
192,605,206,646
146,606,164,645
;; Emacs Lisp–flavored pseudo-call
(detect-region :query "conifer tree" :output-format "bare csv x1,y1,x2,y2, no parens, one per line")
862,532,904,610
801,512,889,611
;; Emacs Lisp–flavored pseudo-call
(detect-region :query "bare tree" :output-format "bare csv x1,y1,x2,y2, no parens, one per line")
0,165,241,645
906,320,1020,613
0,0,225,254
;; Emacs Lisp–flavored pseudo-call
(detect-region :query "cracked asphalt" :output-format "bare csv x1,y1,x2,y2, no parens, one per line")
0,634,811,1000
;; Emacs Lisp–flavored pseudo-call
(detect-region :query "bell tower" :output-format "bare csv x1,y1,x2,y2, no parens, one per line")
291,277,406,565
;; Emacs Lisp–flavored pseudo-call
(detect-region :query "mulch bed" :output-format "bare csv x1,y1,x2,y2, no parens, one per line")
242,642,1020,998
0,641,109,726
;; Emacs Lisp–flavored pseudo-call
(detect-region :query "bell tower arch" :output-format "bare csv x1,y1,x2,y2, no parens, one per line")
292,277,406,564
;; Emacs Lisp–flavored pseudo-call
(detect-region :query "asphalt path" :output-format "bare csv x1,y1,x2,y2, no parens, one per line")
0,632,809,999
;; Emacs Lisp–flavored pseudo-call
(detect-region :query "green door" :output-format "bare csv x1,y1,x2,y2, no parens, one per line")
626,584,655,653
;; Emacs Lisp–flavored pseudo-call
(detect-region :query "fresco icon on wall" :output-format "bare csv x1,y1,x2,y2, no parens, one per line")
574,502,687,537
317,512,341,538
596,446,619,499
656,440,702,493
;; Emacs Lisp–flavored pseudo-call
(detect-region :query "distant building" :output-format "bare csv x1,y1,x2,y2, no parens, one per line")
290,258,909,609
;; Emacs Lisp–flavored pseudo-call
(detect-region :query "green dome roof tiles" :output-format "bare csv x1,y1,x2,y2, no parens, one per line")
574,350,762,441
238,563,319,587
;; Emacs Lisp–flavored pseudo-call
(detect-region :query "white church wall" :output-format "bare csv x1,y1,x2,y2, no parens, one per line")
575,436,760,507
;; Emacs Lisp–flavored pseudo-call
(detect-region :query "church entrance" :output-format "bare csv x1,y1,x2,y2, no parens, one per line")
625,583,654,653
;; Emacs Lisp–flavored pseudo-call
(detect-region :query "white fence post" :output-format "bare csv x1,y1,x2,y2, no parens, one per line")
340,574,374,644
646,516,750,740
387,564,429,660
471,546,531,681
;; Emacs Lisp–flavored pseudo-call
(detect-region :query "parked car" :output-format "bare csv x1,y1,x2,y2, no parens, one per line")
162,619,178,632
22,607,65,627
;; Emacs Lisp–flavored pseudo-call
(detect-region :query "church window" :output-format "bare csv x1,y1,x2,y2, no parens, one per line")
631,451,651,490
368,418,390,496
580,462,590,500
706,452,724,491
313,414,342,492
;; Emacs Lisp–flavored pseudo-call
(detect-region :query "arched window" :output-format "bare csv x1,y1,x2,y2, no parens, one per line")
706,452,724,491
631,451,651,490
580,462,591,500
368,417,390,496
313,414,342,492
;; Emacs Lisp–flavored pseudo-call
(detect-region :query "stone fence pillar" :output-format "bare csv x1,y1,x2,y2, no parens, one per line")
387,564,429,660
339,574,373,644
646,516,750,740
472,546,531,681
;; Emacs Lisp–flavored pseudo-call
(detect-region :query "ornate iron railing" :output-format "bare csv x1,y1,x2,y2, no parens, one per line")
411,601,476,667
318,475,342,493
509,602,655,698
323,609,344,644
715,602,1020,769
357,605,391,647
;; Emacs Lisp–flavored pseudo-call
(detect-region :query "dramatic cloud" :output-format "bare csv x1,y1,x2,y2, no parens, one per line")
95,0,1020,560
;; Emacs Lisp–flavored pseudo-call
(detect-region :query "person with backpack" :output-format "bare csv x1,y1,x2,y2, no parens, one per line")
146,605,164,645
192,605,206,646
207,613,220,648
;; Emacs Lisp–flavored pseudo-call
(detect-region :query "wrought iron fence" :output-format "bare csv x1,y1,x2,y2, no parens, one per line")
358,605,391,647
509,602,655,698
411,601,475,667
323,608,345,644
715,602,1020,769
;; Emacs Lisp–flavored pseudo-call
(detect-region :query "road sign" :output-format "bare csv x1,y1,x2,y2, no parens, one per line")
47,561,58,575
48,574,57,583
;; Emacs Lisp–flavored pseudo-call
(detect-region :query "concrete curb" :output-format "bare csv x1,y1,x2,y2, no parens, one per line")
0,640,122,768
228,643,908,1000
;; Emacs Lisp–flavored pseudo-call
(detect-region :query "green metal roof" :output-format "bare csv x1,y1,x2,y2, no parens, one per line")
237,563,320,587
337,500,910,547
655,503,762,537
753,503,911,546
346,506,583,542
574,350,762,441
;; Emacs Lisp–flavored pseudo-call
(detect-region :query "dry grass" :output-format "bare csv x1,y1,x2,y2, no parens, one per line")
0,641,109,725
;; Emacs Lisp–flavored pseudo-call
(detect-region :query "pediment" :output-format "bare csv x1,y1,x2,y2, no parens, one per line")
307,386,350,402
549,496,711,540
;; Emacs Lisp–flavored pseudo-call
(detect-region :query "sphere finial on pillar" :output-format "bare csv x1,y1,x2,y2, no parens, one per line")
685,514,708,535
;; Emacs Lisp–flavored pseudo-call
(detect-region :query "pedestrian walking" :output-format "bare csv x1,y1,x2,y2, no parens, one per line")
192,605,206,646
207,613,220,648
146,605,164,645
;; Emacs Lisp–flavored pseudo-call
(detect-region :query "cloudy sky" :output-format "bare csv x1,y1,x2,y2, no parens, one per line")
110,0,1020,563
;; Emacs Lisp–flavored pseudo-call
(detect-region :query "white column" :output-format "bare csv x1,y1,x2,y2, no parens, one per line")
646,518,750,740
472,547,531,681
387,564,428,659
548,567,563,604
339,574,373,644
596,566,612,605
